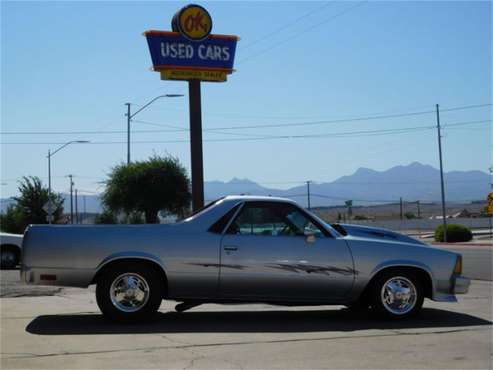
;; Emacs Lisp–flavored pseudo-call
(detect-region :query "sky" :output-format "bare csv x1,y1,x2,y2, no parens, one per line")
1,1,491,198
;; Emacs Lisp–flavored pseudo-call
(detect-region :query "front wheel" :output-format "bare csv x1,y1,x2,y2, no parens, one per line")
96,263,164,322
369,271,424,319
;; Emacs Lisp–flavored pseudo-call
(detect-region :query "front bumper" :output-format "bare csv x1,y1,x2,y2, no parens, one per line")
453,275,470,294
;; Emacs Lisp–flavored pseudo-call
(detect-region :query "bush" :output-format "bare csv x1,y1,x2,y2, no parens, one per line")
0,205,26,234
434,224,473,243
94,209,118,224
353,215,368,220
404,212,416,219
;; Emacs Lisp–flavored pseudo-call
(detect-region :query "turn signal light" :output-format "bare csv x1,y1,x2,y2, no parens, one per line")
454,256,462,275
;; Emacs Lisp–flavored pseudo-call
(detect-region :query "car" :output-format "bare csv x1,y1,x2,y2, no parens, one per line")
21,195,470,322
1,232,23,269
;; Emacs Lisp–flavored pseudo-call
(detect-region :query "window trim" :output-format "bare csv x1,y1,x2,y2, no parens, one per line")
208,202,244,235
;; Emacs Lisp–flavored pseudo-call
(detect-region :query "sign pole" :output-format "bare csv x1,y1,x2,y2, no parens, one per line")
188,79,204,211
144,4,239,212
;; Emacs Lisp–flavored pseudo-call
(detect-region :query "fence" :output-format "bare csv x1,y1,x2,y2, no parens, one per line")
345,217,493,233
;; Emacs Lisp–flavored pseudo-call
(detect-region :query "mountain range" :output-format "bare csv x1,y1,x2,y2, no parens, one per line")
1,162,489,213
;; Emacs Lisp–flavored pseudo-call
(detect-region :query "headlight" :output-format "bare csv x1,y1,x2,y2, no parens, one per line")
454,255,463,275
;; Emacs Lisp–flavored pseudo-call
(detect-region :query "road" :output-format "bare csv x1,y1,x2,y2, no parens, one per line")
437,245,492,281
1,279,491,369
1,245,491,369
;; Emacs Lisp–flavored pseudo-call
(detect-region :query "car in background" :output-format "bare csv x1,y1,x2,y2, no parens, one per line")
0,232,23,269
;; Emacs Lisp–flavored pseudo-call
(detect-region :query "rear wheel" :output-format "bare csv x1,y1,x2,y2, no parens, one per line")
96,263,164,322
369,270,424,319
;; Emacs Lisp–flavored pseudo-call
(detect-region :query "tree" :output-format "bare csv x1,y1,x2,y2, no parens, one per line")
0,176,64,233
101,156,191,223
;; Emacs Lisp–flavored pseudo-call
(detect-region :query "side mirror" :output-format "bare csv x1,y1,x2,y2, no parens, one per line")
304,230,316,244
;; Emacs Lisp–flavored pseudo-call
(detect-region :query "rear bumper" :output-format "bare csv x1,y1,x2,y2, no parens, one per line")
20,264,93,287
453,275,470,294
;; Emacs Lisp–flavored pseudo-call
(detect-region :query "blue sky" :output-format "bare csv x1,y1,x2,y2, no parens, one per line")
1,1,491,198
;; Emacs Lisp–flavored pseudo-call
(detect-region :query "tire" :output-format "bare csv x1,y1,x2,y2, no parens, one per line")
1,248,18,269
96,262,164,323
369,270,424,319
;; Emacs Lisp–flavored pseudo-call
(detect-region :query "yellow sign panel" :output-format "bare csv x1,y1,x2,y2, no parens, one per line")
161,69,227,82
488,192,493,215
176,5,212,41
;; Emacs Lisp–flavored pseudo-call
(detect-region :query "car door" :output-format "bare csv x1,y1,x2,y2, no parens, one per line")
219,201,355,301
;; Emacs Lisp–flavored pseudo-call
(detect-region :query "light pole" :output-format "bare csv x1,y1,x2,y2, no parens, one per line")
125,94,184,164
47,140,90,224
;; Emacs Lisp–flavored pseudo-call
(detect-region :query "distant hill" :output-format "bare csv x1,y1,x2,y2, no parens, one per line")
1,162,490,212
203,162,490,207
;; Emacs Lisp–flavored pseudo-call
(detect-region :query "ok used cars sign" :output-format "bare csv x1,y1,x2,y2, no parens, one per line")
144,4,239,82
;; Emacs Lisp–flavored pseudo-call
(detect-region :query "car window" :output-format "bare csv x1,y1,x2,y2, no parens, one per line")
208,204,241,234
226,202,325,237
284,207,325,238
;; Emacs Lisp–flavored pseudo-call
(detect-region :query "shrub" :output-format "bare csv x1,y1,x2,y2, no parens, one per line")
434,224,473,243
94,209,118,224
353,215,368,220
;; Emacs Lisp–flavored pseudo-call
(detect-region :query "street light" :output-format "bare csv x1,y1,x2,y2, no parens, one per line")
125,94,184,164
47,140,90,224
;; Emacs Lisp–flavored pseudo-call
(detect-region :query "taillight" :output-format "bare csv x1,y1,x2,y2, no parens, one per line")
454,256,462,275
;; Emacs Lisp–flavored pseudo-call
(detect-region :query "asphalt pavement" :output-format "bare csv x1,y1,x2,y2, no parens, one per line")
1,244,491,369
436,245,492,281
1,279,491,369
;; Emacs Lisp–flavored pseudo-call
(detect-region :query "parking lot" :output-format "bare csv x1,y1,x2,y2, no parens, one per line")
1,268,491,369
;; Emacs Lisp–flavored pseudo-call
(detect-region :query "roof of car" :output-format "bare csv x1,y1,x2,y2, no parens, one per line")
222,195,297,203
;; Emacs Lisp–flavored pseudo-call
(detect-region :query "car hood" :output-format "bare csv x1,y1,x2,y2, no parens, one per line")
331,223,428,246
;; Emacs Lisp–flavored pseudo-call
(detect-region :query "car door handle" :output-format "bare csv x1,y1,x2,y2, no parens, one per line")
223,245,238,251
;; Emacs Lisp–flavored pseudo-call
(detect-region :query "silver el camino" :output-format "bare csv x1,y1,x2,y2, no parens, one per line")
21,195,470,322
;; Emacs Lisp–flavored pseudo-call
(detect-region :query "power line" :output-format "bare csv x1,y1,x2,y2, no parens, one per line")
132,108,491,133
133,120,280,138
240,2,334,51
2,103,490,136
238,1,368,64
2,119,490,145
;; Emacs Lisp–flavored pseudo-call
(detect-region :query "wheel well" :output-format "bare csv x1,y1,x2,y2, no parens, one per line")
91,258,168,298
360,266,433,301
1,244,21,261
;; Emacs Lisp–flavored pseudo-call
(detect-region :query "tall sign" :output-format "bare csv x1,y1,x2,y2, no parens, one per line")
144,5,239,211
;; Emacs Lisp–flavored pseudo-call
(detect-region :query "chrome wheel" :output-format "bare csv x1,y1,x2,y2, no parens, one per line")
380,276,417,315
110,273,150,313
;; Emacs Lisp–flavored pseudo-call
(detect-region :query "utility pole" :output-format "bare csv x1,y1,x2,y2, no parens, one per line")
75,189,79,224
436,104,448,242
306,181,311,210
47,140,89,224
399,197,403,220
68,175,74,224
47,149,52,224
125,103,131,165
83,195,86,224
